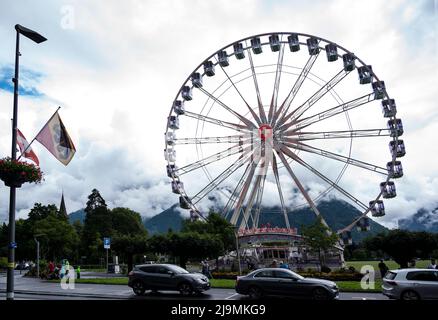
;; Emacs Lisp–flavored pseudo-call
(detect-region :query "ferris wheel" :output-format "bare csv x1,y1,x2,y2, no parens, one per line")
164,32,405,244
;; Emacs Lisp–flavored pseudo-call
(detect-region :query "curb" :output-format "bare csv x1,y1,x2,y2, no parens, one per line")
0,289,128,300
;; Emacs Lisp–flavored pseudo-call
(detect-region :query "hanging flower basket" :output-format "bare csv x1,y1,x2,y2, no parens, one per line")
0,157,43,188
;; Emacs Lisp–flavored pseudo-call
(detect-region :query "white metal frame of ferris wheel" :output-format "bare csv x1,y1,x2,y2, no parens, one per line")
164,32,405,241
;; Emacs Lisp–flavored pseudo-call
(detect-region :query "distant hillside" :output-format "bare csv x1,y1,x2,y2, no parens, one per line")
143,199,389,243
68,209,86,224
399,207,438,233
68,200,389,242
143,204,184,234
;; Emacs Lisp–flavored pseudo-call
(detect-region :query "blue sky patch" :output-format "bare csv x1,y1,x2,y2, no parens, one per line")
0,66,44,97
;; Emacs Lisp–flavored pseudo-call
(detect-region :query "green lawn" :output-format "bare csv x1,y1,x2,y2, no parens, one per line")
346,260,429,273
336,280,382,293
82,268,107,273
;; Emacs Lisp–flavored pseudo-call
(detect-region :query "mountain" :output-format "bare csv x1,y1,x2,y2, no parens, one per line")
143,204,184,234
68,209,86,224
143,199,389,243
398,207,438,233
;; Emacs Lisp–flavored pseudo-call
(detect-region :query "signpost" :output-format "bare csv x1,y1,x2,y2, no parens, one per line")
103,237,110,273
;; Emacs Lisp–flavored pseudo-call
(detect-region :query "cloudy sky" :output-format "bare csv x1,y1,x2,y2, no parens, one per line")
0,0,437,229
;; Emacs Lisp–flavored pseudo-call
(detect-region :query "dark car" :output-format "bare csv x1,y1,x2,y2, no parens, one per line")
235,268,339,300
128,264,210,296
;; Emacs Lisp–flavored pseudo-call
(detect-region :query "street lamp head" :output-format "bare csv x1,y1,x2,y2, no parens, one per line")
15,24,47,43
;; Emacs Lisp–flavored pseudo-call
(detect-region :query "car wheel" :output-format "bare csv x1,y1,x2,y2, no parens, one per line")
132,281,146,296
312,287,329,300
401,290,420,301
248,286,263,299
178,282,193,296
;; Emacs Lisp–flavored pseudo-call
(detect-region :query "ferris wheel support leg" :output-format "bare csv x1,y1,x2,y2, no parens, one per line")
275,147,332,234
272,153,291,229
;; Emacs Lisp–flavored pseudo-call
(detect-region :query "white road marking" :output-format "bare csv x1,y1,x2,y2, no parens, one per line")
225,293,239,300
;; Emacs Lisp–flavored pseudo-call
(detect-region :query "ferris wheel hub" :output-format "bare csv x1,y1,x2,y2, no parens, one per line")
258,124,273,141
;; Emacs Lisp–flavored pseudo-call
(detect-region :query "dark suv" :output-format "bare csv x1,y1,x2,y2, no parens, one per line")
128,264,210,296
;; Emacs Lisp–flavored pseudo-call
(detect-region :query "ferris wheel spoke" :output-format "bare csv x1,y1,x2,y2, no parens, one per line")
239,174,263,229
184,110,251,133
271,153,291,229
174,135,249,145
268,42,285,124
247,151,272,228
282,128,391,140
215,57,263,126
191,150,254,204
282,140,388,175
229,159,260,226
197,87,257,128
271,50,320,127
176,144,250,175
252,171,268,228
277,69,350,127
287,93,375,131
223,161,252,220
279,145,369,211
246,44,268,124
275,149,331,230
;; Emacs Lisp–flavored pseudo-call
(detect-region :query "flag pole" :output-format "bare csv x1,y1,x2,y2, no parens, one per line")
17,106,61,161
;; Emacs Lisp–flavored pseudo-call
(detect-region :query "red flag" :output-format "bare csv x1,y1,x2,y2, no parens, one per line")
16,129,39,166
35,111,76,166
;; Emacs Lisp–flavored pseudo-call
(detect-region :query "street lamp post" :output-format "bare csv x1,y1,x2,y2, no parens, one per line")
34,237,40,278
6,24,46,301
230,226,242,276
235,231,242,276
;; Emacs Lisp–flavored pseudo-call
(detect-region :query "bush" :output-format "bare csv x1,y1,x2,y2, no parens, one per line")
0,257,8,269
321,265,331,273
298,271,363,281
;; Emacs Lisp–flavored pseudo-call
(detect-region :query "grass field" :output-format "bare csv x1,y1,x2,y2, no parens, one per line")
345,260,429,273
82,268,107,273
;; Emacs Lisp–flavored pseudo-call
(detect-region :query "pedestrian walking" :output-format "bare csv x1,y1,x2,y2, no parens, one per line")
279,260,289,269
76,265,81,279
378,259,389,278
428,259,437,269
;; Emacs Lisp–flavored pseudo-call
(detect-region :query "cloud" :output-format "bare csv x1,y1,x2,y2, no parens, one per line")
0,0,436,232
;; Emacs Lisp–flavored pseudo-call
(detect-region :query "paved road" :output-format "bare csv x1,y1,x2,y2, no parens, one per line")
0,275,388,300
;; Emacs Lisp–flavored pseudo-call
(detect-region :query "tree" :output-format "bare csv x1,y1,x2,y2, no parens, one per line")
85,188,107,213
81,189,112,262
148,232,223,269
33,213,79,261
2,203,77,262
301,217,339,268
110,207,148,271
182,212,235,252
364,230,438,268
28,203,65,222
112,234,148,272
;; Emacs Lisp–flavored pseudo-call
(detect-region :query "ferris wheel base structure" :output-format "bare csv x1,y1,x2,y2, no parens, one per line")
164,32,405,262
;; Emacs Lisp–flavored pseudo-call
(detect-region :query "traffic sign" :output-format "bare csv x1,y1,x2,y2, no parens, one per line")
103,237,110,249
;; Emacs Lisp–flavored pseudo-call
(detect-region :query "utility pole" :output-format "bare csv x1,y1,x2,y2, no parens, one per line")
6,24,46,300
34,237,40,278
